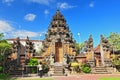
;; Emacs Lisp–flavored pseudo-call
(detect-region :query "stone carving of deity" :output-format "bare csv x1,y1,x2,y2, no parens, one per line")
50,53,54,65
63,54,67,65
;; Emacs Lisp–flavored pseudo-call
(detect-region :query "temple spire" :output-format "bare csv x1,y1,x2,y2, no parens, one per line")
56,9,60,13
42,10,76,57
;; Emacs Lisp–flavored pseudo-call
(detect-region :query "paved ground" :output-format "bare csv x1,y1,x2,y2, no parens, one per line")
11,74,120,80
53,74,120,80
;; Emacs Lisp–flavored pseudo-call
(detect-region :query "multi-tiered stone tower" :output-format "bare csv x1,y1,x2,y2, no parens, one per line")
42,10,76,75
85,35,95,67
100,35,111,66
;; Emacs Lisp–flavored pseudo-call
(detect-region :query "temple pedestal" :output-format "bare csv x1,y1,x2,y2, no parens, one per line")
87,60,95,67
104,59,112,67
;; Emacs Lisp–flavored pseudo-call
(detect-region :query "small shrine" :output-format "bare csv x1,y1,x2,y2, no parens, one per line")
5,37,35,74
84,35,113,74
84,35,112,67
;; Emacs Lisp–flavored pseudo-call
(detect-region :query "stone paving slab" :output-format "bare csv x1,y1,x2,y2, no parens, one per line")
53,74,120,80
10,74,120,80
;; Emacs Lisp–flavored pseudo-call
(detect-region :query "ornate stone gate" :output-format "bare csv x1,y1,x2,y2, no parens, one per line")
41,10,77,76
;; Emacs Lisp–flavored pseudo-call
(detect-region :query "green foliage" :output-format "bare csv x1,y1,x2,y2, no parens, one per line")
107,33,120,51
112,58,120,66
0,66,3,71
0,33,12,71
112,57,120,72
0,33,11,54
81,67,91,73
99,77,120,80
0,42,11,61
0,43,11,62
0,33,4,40
0,73,10,79
0,42,11,50
116,65,120,72
31,67,37,73
75,43,84,54
42,64,49,73
81,63,91,73
106,33,120,71
27,58,38,73
81,63,91,68
28,58,38,66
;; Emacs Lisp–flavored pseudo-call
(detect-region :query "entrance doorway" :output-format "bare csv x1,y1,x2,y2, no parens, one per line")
55,42,63,62
95,53,102,66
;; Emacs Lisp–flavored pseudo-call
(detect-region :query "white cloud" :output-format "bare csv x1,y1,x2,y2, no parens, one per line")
44,9,49,15
57,2,76,9
89,2,94,7
0,20,13,33
0,20,41,39
2,0,14,5
24,13,36,21
11,30,39,38
29,0,54,5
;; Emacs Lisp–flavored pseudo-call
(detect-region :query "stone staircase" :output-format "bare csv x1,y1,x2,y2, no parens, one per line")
9,65,24,75
92,66,111,74
52,63,65,76
53,66,64,76
20,54,26,65
9,54,26,75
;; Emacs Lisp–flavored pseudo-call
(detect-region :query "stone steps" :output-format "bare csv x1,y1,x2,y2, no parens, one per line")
20,54,26,65
92,72,111,74
53,65,65,76
92,67,111,74
52,73,66,76
9,66,24,75
9,68,24,75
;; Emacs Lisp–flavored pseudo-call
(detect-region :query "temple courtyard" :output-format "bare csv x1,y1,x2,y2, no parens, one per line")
0,9,120,80
0,1,120,80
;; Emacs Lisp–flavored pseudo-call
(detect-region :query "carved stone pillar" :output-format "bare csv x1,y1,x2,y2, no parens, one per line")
53,41,55,61
62,39,64,63
100,43,105,66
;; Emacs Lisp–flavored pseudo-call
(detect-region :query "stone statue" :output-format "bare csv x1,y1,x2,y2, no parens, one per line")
63,54,67,65
50,53,54,65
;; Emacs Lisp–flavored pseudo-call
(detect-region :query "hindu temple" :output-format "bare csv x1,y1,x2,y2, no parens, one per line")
41,10,77,76
5,10,116,76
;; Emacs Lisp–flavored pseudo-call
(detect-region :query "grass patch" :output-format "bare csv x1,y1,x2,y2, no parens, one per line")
99,77,120,80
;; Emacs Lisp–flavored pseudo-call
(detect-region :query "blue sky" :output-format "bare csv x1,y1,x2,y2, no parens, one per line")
0,0,120,46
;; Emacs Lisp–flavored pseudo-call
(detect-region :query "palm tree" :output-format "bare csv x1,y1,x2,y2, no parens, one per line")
75,43,84,54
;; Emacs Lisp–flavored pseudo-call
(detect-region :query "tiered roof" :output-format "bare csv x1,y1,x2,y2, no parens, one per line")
42,10,76,54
